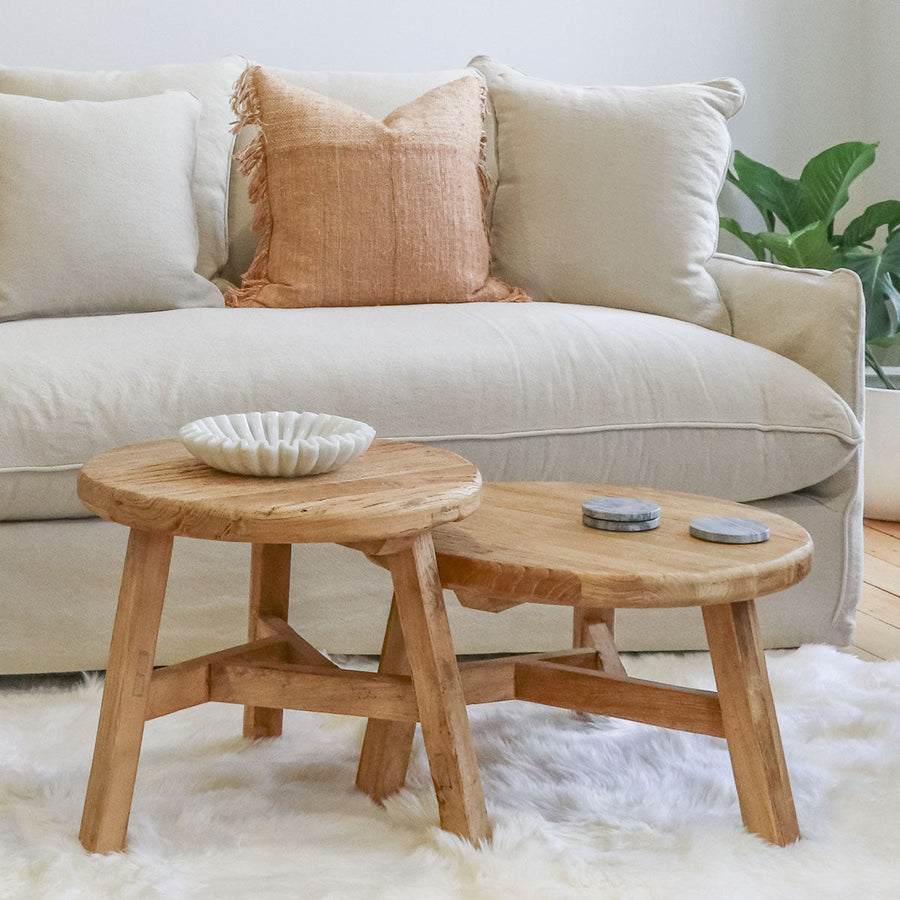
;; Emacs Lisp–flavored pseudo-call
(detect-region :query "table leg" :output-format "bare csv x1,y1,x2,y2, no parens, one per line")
573,608,626,677
702,599,800,845
383,532,491,845
356,594,416,800
243,543,293,739
80,528,174,854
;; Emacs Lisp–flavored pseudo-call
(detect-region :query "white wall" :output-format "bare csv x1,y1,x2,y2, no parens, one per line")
0,0,892,216
862,0,900,217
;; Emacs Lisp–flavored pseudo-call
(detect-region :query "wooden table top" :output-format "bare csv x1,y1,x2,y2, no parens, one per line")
431,482,813,609
77,439,481,545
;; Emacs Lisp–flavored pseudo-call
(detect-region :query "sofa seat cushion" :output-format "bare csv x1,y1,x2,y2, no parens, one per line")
0,302,860,520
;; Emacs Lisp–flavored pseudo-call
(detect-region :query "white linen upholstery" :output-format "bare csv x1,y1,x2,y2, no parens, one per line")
471,57,743,333
708,254,866,411
0,59,867,673
0,302,860,520
0,55,246,281
0,92,221,321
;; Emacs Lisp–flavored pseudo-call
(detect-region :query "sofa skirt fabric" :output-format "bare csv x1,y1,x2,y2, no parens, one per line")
0,302,860,521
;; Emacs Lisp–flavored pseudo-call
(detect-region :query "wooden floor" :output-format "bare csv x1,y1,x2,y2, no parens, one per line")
850,520,900,660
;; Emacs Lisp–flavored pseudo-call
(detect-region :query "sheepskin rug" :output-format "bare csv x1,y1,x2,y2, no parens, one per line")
1,644,899,899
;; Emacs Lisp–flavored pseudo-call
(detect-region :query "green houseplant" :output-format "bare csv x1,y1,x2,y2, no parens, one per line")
721,141,900,389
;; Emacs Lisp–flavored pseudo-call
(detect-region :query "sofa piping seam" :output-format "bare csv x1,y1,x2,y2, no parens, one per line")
0,419,861,475
395,421,861,444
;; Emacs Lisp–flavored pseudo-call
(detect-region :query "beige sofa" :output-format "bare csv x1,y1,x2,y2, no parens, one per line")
0,57,864,673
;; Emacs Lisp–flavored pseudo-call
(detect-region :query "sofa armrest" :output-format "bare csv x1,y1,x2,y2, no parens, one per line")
707,253,865,417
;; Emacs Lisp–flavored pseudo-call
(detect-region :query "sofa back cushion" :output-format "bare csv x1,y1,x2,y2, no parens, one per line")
0,55,245,282
0,91,222,321
471,56,744,333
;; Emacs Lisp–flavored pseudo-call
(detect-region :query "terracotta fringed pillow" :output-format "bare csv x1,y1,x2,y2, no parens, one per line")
226,67,527,308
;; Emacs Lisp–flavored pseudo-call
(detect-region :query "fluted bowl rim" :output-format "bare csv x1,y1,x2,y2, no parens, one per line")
178,410,376,477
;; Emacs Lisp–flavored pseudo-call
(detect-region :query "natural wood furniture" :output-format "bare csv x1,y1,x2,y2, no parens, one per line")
359,482,813,846
77,438,489,853
79,447,812,853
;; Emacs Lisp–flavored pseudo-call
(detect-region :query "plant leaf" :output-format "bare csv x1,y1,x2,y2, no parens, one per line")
844,230,900,342
719,217,767,261
869,334,900,348
795,141,878,228
755,222,842,270
866,347,899,388
841,199,900,249
877,277,900,340
728,151,800,232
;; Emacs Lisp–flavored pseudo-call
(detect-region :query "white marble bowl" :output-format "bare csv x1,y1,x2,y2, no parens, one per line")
179,411,376,477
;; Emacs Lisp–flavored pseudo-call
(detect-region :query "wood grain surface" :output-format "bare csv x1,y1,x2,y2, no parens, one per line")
356,595,417,802
703,599,800,845
80,528,174,853
77,439,481,544
432,482,812,609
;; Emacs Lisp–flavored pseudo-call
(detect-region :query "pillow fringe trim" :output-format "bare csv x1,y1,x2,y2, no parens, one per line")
476,78,492,214
225,66,272,308
225,67,527,306
475,77,529,303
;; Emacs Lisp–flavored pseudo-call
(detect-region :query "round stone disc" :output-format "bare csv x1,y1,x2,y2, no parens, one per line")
583,514,660,532
582,497,661,523
689,517,770,544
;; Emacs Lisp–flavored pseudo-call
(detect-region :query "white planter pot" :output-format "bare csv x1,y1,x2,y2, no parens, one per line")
864,385,900,520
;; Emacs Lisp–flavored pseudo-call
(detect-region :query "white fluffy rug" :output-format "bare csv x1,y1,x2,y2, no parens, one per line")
1,645,899,899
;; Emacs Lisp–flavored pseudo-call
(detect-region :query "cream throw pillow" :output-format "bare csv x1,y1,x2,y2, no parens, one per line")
471,57,745,333
0,91,222,321
0,56,245,280
227,67,526,308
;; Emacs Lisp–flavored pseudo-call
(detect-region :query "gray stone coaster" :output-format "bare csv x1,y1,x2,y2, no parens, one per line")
689,517,770,544
582,497,661,523
583,514,660,532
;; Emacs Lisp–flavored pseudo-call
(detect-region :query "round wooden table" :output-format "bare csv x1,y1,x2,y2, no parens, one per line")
77,439,489,853
392,482,811,846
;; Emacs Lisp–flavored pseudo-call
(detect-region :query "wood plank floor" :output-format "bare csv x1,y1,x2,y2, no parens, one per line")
850,520,900,660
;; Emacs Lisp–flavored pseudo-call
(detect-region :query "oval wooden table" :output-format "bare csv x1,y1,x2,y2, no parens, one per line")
358,482,813,847
77,439,489,853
